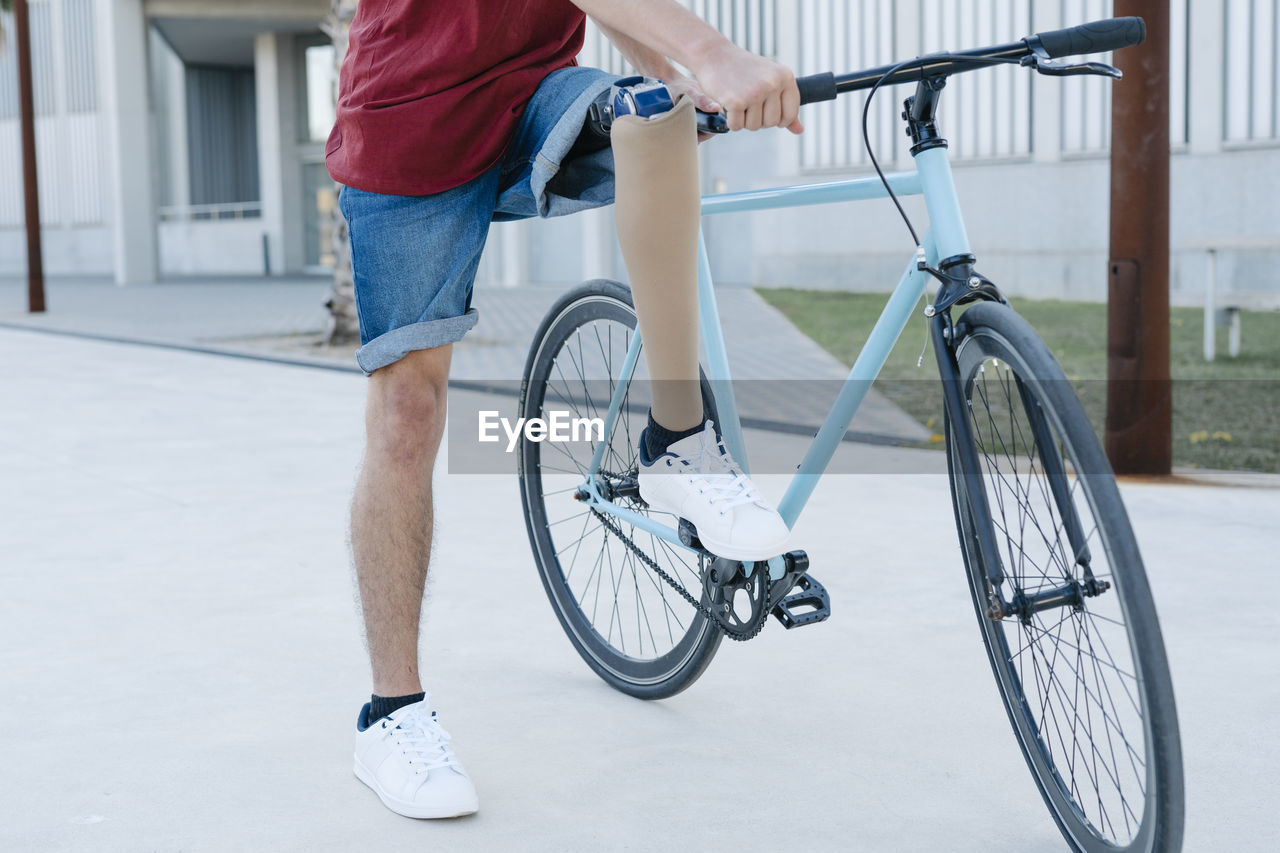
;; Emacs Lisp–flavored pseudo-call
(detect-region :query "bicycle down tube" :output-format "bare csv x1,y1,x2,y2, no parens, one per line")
584,150,975,545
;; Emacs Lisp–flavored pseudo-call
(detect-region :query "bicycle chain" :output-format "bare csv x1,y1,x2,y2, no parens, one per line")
589,507,770,642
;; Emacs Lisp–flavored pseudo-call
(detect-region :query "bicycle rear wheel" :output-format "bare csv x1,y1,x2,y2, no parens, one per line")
518,279,721,699
945,302,1184,852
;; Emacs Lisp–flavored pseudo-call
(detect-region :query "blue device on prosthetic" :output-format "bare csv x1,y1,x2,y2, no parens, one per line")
610,75,676,120
588,76,730,135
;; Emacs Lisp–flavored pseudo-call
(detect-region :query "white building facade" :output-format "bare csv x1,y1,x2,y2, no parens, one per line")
1,0,1277,304
0,0,336,283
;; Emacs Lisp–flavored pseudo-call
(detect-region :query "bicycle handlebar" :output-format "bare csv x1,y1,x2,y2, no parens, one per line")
793,16,1146,103
1031,17,1146,60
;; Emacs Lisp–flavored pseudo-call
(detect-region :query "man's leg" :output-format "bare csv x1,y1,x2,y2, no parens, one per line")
351,345,451,698
349,342,478,818
337,170,496,818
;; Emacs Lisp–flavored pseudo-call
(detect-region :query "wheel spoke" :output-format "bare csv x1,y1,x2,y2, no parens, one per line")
522,298,716,693
953,331,1164,849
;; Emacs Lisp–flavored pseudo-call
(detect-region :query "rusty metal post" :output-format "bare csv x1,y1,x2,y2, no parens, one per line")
15,0,45,313
1107,1,1170,475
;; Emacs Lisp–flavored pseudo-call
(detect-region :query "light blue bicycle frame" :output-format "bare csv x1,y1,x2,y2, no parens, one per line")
581,146,973,575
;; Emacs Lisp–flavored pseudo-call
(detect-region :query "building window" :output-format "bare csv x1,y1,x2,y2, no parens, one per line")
304,161,337,268
0,3,55,118
302,41,337,143
186,65,260,205
63,0,97,113
0,10,17,120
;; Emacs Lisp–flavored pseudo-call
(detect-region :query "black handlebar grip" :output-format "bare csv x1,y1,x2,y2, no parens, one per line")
1033,17,1146,59
696,109,730,134
796,72,838,105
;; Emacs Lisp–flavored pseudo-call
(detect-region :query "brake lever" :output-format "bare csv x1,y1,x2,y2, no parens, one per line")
697,110,730,134
1020,46,1122,79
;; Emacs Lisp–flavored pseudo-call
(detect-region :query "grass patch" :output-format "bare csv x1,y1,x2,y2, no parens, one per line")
757,288,1280,473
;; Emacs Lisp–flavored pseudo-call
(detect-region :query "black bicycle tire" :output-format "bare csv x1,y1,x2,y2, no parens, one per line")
518,279,722,700
944,302,1184,852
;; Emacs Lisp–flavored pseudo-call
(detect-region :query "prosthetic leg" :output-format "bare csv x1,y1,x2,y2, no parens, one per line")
608,78,793,564
609,85,703,432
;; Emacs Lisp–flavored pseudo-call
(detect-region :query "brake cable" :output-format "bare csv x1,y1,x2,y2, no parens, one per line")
859,54,1027,249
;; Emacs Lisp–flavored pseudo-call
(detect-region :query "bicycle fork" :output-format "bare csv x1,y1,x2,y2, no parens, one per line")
931,312,1008,611
932,310,1109,623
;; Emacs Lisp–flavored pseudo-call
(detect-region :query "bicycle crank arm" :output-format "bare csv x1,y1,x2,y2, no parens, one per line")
765,551,832,629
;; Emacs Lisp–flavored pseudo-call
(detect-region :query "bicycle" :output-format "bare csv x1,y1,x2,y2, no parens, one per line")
517,17,1183,853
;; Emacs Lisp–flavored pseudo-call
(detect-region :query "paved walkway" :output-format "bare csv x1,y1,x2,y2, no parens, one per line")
0,276,334,342
2,326,1277,851
0,276,930,443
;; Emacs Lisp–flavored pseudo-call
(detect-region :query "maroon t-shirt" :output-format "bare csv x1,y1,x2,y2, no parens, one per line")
326,0,587,196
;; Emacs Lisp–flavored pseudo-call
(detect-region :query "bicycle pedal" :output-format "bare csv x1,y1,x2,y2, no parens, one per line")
771,573,831,629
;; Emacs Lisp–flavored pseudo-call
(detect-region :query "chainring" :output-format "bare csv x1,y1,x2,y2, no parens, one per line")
590,506,771,642
702,558,771,641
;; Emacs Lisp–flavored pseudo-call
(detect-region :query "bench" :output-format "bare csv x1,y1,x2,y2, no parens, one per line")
1182,249,1280,362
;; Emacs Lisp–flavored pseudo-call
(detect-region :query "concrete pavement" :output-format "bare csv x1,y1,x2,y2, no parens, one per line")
0,277,931,444
0,276,334,343
2,326,1278,851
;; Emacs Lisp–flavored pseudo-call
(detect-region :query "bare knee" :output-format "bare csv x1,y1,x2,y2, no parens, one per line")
365,346,451,464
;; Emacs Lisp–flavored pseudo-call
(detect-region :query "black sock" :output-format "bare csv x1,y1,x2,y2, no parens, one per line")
644,410,708,460
369,691,425,724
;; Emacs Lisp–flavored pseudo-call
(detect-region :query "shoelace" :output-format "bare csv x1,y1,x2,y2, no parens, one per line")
670,422,764,514
382,704,462,775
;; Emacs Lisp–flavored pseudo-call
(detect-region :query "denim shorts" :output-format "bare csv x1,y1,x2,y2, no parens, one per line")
339,66,620,374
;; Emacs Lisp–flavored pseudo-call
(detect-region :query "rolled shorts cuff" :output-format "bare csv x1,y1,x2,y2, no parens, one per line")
527,71,618,218
354,309,480,374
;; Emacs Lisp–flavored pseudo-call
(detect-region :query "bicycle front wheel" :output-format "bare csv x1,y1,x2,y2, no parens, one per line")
945,302,1184,852
518,279,721,699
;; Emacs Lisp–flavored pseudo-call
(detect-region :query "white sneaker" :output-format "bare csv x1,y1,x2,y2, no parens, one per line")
353,696,479,819
638,421,791,561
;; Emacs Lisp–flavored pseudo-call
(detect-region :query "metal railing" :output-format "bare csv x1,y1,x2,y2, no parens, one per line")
158,202,263,223
1225,0,1280,143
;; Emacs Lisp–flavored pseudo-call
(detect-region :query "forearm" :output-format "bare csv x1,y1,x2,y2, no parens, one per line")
592,18,680,80
573,0,804,135
569,0,734,73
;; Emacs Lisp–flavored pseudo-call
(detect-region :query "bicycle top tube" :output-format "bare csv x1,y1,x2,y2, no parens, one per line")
699,171,922,217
